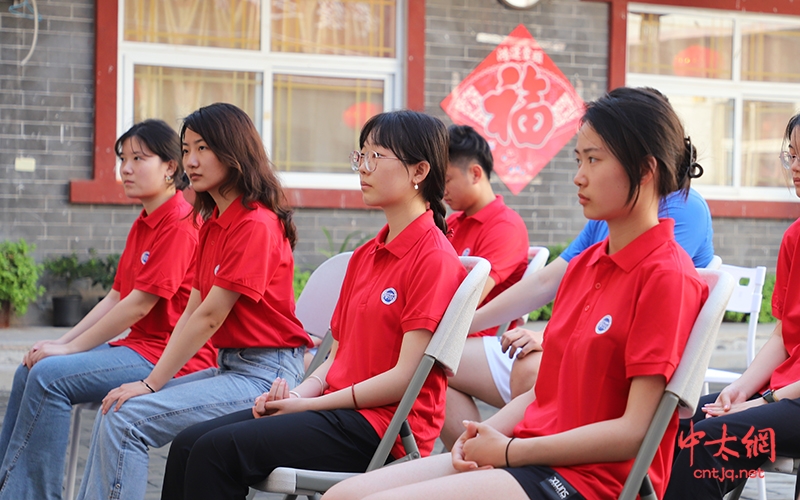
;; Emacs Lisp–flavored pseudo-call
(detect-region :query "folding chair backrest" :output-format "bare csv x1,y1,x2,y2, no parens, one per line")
424,256,492,376
718,264,766,365
619,269,734,500
668,269,735,418
524,246,550,278
295,252,353,339
705,255,722,270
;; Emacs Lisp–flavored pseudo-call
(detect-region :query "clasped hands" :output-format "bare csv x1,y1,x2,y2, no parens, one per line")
252,377,310,418
451,420,512,472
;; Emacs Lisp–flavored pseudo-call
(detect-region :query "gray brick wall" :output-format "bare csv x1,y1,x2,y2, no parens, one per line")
0,0,791,326
0,0,139,325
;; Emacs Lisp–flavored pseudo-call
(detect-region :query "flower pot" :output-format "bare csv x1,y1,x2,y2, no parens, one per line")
52,295,82,327
0,302,10,328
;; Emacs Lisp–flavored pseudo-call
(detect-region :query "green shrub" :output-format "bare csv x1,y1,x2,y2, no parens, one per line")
293,268,311,300
722,272,777,323
0,239,45,317
43,253,83,294
82,249,121,291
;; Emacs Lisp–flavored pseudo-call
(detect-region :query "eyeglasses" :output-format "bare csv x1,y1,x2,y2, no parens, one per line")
350,151,401,172
780,151,797,170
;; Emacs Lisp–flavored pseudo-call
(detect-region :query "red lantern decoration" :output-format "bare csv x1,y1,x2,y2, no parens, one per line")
342,102,382,129
672,45,721,78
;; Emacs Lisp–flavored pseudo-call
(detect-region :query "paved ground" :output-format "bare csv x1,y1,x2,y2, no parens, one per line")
0,322,795,499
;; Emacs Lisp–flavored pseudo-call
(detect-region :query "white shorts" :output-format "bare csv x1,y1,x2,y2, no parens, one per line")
482,335,514,404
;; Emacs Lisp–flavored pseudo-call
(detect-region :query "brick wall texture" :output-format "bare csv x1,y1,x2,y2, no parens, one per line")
0,0,793,325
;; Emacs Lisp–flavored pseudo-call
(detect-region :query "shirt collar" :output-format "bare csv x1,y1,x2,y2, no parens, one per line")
586,218,675,273
372,210,437,258
453,195,505,225
210,195,248,229
140,191,186,229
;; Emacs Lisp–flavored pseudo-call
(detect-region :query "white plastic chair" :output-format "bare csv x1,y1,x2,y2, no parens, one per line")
496,245,550,336
619,269,735,500
703,264,767,393
706,254,722,270
249,256,491,499
64,253,354,500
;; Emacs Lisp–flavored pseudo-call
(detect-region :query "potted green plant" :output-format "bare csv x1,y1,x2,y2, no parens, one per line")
82,249,120,293
0,239,45,327
43,253,87,327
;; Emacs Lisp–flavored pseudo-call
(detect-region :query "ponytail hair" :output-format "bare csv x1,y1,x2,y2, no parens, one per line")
676,136,704,195
359,110,450,234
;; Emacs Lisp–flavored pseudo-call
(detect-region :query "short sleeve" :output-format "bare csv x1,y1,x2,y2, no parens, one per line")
134,222,197,299
400,248,465,334
625,268,705,381
214,219,274,302
773,223,798,320
561,220,607,263
663,190,714,268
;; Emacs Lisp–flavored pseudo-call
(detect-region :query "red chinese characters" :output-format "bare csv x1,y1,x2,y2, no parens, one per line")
441,24,584,195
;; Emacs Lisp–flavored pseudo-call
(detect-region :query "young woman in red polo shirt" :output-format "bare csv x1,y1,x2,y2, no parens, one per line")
74,103,311,500
0,119,217,500
664,114,800,499
158,110,466,500
324,87,708,500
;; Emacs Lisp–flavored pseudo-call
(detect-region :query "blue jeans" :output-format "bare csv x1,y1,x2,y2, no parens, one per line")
0,345,156,500
75,347,304,500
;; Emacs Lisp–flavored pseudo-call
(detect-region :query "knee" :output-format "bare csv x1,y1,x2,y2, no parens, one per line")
510,353,540,396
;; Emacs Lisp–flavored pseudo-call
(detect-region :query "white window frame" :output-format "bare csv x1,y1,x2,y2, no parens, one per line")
116,0,405,191
627,3,800,203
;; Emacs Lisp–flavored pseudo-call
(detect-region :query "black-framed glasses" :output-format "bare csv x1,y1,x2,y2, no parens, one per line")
350,151,401,172
780,151,797,170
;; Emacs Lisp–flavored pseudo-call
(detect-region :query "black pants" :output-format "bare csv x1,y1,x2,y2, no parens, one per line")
161,408,383,500
664,392,800,499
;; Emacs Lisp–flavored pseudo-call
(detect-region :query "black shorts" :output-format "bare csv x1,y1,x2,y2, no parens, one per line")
504,465,585,500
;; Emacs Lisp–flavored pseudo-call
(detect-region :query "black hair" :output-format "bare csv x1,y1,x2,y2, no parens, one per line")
115,119,188,190
448,124,493,180
359,110,449,234
784,113,800,147
582,87,701,206
181,103,297,249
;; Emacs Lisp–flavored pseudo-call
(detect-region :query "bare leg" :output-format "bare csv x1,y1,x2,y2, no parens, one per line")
323,453,527,500
442,339,505,449
509,351,542,399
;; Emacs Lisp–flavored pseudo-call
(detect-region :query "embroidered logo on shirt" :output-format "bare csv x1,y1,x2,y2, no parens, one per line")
595,314,612,334
214,264,220,275
381,288,397,305
461,248,471,256
140,251,150,264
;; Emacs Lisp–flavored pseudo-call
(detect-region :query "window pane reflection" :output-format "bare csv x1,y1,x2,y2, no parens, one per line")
671,95,734,186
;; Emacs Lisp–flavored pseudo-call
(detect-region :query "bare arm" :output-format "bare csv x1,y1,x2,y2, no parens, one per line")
101,286,239,412
461,376,665,468
259,329,433,416
26,289,160,367
470,257,568,333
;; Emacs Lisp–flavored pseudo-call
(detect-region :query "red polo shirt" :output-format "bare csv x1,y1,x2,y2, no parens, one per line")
110,192,217,376
447,196,529,337
193,197,310,349
512,219,707,500
770,218,800,390
325,211,465,459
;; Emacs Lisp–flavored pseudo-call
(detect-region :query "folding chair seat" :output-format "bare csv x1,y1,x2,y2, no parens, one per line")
64,253,354,500
249,256,491,499
496,245,550,336
619,269,734,500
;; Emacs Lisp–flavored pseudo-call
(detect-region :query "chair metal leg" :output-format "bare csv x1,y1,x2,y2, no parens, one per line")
64,406,84,500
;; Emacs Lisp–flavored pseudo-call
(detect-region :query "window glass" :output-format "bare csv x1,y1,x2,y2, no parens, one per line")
742,101,797,187
741,22,800,83
271,0,396,57
671,96,734,187
272,74,383,172
124,0,260,50
627,12,732,79
133,65,262,130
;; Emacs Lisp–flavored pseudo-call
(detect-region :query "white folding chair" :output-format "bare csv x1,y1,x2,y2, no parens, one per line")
619,269,734,500
249,256,491,499
706,255,722,270
496,245,550,336
64,253,354,500
703,264,767,393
